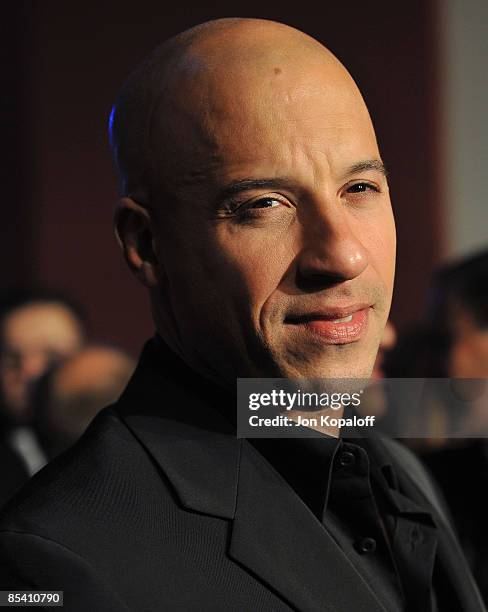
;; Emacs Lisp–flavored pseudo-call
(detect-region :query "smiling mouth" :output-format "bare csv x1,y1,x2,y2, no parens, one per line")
285,306,371,344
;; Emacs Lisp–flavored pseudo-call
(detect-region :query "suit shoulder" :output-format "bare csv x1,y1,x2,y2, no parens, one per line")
0,530,130,610
0,407,161,537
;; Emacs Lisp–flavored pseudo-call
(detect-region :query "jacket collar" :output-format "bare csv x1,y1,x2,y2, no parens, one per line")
117,338,240,520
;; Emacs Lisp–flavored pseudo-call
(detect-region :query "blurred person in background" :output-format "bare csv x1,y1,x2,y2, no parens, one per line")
0,289,85,481
422,249,488,602
34,345,135,460
384,249,488,602
384,250,488,382
430,249,488,380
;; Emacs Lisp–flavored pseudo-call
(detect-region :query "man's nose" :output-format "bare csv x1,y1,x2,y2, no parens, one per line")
295,207,368,287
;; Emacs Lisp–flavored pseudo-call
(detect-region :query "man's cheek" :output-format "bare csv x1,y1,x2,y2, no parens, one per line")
366,230,396,278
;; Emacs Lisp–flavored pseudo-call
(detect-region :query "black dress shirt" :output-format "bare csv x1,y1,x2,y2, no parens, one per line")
251,427,439,611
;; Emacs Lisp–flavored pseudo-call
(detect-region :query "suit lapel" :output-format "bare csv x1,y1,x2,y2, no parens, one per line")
120,411,240,519
117,340,240,519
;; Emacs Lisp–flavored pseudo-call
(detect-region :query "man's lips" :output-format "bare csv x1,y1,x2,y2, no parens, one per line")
284,305,371,344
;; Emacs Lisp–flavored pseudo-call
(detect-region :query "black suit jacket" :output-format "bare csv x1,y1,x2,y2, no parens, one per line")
0,440,29,508
0,340,484,611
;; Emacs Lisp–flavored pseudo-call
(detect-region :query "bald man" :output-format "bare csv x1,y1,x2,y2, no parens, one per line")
0,19,484,612
34,346,135,459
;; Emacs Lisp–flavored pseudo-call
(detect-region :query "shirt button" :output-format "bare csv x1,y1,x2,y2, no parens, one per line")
339,450,356,467
355,537,377,554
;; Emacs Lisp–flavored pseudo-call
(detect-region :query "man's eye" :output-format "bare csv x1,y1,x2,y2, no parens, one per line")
248,197,282,209
218,196,285,219
346,182,380,194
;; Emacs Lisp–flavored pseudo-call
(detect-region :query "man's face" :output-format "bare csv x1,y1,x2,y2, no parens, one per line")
449,309,488,378
149,52,396,382
0,302,84,420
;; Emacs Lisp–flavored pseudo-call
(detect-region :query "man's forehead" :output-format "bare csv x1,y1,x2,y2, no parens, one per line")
112,18,376,200
155,91,378,201
154,67,374,174
159,34,362,124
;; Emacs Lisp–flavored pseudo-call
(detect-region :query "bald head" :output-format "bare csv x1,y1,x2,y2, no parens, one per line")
112,18,395,383
37,346,136,456
110,18,371,203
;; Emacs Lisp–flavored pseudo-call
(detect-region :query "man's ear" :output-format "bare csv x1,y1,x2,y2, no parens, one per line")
114,197,159,288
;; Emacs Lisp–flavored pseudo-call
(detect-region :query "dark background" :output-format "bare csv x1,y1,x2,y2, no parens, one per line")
4,0,443,356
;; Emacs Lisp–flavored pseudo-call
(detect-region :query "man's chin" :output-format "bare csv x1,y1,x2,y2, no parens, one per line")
284,366,373,380
268,330,382,379
273,350,376,379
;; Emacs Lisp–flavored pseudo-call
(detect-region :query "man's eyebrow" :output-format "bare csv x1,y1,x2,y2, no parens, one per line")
343,159,388,179
215,177,296,203
214,161,388,205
